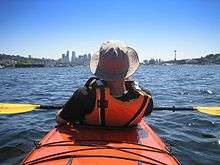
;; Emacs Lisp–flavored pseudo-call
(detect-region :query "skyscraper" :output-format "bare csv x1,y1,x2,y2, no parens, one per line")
62,54,66,63
87,53,91,60
66,50,70,63
71,51,76,63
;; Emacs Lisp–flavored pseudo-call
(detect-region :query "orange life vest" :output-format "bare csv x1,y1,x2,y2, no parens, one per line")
84,80,152,127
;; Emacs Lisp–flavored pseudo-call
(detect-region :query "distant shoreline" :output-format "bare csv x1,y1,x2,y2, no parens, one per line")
1,53,220,69
1,64,220,70
143,54,220,65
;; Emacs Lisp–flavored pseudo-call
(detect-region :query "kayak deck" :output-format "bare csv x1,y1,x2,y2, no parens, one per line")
22,120,180,165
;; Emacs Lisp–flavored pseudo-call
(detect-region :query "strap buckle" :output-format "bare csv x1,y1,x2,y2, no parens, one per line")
97,100,108,108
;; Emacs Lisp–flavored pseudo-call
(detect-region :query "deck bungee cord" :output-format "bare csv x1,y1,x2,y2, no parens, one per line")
23,154,169,165
35,139,171,154
23,141,179,165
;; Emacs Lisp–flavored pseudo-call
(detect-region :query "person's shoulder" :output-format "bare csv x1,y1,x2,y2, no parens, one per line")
139,89,152,97
71,78,97,98
129,81,152,97
76,87,89,96
84,77,97,89
84,77,107,90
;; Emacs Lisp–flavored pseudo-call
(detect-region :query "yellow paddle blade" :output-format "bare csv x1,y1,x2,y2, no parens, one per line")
196,106,220,116
0,103,40,114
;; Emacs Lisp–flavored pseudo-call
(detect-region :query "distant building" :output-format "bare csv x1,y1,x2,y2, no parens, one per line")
66,50,70,63
143,60,148,65
58,50,91,66
88,53,91,59
174,50,177,62
61,51,70,64
71,51,76,63
186,59,199,64
149,58,156,65
62,54,65,63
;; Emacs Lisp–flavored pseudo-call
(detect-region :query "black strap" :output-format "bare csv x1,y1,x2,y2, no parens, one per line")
98,84,108,126
123,96,148,127
84,77,107,126
84,77,99,89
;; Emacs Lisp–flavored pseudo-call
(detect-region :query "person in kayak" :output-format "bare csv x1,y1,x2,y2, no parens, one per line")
56,41,153,127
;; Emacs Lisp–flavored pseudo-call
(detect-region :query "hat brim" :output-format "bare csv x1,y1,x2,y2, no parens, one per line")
90,47,140,81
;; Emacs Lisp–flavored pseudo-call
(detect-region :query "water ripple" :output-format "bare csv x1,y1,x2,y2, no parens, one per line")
0,65,220,164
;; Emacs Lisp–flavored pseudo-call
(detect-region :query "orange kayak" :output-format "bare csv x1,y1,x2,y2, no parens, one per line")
22,120,180,165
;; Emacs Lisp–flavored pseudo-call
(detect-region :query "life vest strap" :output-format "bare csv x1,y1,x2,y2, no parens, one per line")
84,78,150,127
123,95,148,127
97,100,108,109
98,84,107,126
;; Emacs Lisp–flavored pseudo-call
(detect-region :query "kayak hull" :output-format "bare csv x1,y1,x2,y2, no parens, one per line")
22,120,180,165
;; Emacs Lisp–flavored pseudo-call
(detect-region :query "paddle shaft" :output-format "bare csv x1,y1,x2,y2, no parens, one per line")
39,105,195,111
154,107,195,111
0,103,219,115
39,105,63,109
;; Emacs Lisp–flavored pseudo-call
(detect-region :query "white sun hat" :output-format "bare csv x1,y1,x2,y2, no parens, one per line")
90,41,140,81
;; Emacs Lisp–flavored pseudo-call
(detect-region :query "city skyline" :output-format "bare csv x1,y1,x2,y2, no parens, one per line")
1,0,220,61
57,50,91,65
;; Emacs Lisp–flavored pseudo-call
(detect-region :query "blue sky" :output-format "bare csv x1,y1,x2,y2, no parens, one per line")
1,0,220,61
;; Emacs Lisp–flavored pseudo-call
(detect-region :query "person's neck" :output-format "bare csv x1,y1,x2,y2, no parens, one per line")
107,80,126,97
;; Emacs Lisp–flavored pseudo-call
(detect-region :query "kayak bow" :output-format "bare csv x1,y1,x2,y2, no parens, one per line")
22,120,180,165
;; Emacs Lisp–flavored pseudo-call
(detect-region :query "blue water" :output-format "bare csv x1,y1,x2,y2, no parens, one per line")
0,65,220,165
